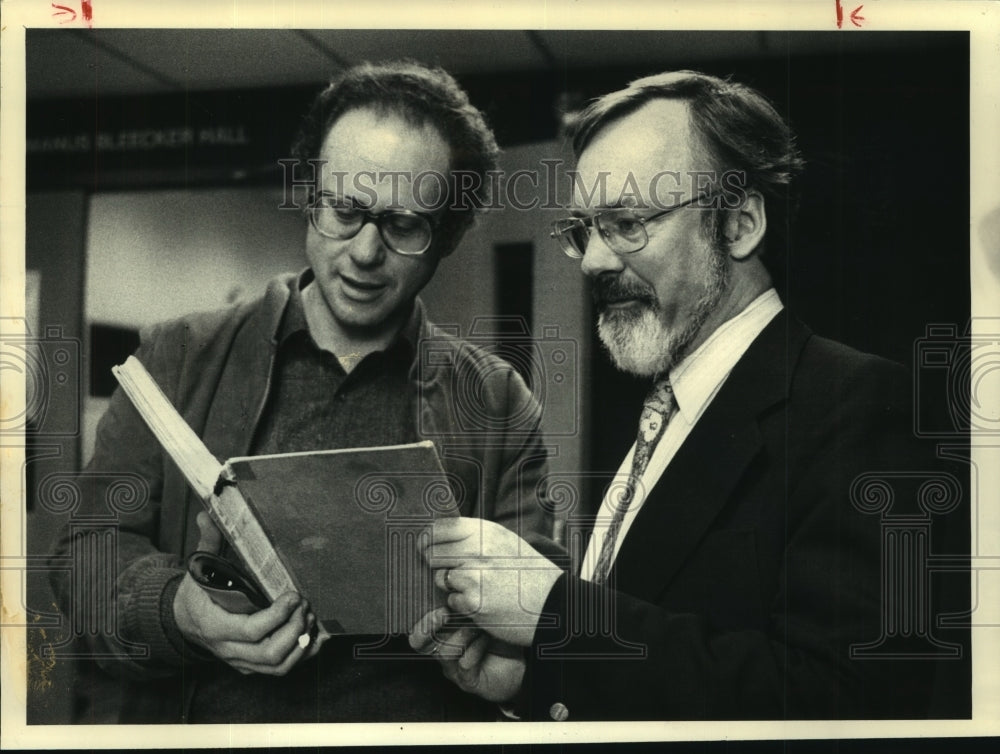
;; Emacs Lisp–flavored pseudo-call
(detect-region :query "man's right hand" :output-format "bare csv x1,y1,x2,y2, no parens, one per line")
172,512,318,675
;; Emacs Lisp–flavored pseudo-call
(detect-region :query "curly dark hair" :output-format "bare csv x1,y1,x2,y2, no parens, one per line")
571,70,805,259
291,61,500,255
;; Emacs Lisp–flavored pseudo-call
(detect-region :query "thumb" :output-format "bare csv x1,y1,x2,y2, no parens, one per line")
195,511,224,553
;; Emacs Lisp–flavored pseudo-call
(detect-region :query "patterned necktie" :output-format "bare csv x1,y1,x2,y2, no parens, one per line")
592,378,676,584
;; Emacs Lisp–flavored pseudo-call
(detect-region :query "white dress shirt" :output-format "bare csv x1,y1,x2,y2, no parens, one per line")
579,289,784,582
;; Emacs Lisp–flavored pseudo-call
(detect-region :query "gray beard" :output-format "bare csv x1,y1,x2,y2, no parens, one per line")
596,248,730,377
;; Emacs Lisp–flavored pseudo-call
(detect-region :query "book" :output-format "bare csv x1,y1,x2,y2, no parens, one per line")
112,355,459,637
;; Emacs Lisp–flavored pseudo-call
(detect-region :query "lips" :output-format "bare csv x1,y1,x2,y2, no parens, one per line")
338,273,387,301
592,276,656,311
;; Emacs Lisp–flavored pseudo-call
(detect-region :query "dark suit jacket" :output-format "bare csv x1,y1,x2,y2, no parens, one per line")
522,312,966,720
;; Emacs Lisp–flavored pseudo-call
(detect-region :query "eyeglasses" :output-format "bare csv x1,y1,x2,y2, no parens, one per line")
550,193,714,259
308,193,438,256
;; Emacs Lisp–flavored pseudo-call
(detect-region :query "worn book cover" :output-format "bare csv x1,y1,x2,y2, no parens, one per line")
113,355,457,637
224,444,459,635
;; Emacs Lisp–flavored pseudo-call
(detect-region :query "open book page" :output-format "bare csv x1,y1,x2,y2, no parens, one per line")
112,355,222,499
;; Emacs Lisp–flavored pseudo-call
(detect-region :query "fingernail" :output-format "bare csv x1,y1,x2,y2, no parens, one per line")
297,633,311,650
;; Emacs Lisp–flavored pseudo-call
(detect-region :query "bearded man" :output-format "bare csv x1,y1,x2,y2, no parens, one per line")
409,70,962,721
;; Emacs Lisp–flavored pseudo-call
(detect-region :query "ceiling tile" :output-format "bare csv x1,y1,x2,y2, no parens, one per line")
27,29,175,98
536,30,766,69
93,29,340,91
305,29,547,73
24,29,952,100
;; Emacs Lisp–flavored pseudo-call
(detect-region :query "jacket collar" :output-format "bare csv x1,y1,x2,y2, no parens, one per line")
608,310,812,600
198,274,294,461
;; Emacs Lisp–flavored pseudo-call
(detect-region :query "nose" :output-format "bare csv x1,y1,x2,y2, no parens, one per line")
347,220,387,268
579,228,625,278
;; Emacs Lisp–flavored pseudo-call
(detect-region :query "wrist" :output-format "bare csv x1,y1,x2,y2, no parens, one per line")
165,574,216,663
520,565,563,646
120,558,196,667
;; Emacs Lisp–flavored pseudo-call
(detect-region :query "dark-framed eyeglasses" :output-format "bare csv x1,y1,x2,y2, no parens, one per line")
550,193,715,259
308,192,438,256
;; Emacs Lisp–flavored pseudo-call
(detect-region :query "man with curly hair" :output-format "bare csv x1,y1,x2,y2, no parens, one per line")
50,61,550,723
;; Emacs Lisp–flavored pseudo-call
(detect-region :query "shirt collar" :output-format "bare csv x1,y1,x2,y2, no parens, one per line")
279,268,422,362
668,289,784,426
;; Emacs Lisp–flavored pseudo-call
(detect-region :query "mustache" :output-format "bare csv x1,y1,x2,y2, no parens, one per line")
591,276,657,310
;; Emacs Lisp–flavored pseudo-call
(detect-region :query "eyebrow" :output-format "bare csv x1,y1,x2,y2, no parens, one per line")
317,191,369,209
570,199,659,217
316,190,440,221
570,198,628,216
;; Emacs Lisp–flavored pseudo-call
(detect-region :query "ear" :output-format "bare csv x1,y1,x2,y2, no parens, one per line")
721,191,766,261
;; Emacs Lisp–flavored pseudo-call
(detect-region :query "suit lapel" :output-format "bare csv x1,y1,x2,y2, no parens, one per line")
609,311,811,602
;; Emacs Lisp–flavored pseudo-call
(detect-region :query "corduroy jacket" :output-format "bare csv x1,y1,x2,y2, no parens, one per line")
49,272,552,721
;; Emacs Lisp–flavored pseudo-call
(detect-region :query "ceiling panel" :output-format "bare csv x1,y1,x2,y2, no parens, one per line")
27,29,176,98
305,29,547,73
776,30,942,55
92,29,340,91
538,30,942,69
24,29,954,100
536,30,767,69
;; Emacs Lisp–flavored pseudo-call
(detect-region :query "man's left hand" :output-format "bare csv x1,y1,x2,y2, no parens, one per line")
409,606,525,703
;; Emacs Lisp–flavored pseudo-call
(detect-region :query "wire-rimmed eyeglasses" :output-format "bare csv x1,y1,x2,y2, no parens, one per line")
550,193,714,259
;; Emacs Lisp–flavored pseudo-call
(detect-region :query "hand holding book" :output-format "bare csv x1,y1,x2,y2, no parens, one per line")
173,511,320,675
113,355,460,648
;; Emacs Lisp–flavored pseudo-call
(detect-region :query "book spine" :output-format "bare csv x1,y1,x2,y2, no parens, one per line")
209,485,300,601
112,356,300,604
